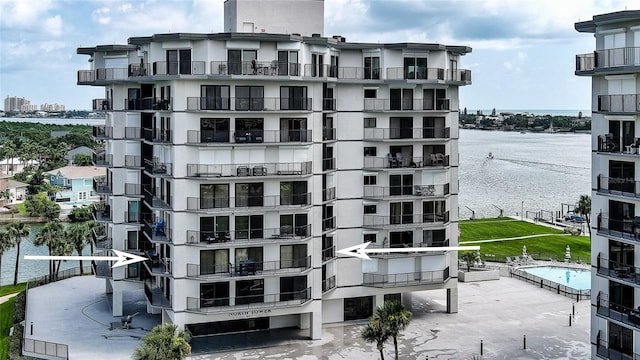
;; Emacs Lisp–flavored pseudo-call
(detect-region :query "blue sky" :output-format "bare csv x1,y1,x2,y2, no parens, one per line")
0,0,637,111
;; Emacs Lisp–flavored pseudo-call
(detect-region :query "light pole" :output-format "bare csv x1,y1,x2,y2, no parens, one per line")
521,201,524,220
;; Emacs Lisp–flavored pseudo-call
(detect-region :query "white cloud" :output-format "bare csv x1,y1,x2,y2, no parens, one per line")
44,15,63,37
0,0,55,28
92,7,111,25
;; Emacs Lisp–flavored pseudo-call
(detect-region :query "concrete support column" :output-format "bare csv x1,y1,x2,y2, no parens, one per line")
105,279,113,294
300,312,310,329
309,311,322,340
112,290,123,316
447,287,458,314
375,294,385,308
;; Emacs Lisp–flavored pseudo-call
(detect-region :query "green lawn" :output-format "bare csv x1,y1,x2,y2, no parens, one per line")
0,298,15,360
459,218,590,262
0,284,25,298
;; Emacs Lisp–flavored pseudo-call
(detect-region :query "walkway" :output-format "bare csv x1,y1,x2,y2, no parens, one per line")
460,233,571,244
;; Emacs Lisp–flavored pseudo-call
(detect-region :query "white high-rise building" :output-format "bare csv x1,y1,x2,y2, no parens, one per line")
576,10,640,359
77,0,471,339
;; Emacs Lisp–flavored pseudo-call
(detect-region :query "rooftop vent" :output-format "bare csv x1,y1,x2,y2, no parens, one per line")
312,33,321,37
332,35,346,42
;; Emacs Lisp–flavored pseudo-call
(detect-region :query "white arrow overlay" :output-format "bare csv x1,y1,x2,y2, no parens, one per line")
337,242,481,260
25,249,147,268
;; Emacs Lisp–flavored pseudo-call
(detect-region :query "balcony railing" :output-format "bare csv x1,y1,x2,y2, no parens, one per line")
186,129,312,145
598,94,640,113
91,260,112,278
186,97,312,111
596,254,639,286
323,187,336,202
322,246,336,261
143,128,172,143
93,152,112,167
143,185,172,210
386,67,445,80
323,157,336,171
323,98,336,111
186,256,311,279
94,237,112,250
144,158,172,176
364,212,450,228
363,127,450,141
363,267,449,287
125,155,142,168
596,292,640,331
363,99,451,112
93,176,111,194
322,216,336,231
363,183,449,198
124,97,171,111
210,61,301,76
151,61,206,75
143,257,172,276
334,66,379,80
92,125,111,139
144,280,171,308
596,175,640,198
92,98,111,111
92,203,111,222
186,287,311,313
186,161,312,178
596,213,640,242
185,224,312,246
576,47,640,72
593,333,639,360
323,127,336,141
597,133,636,154
364,154,450,169
322,275,337,292
186,193,311,212
77,68,128,84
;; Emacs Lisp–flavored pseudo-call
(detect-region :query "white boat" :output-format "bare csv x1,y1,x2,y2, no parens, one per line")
487,152,494,159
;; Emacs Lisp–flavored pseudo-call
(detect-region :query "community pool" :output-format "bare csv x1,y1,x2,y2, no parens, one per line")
522,266,591,291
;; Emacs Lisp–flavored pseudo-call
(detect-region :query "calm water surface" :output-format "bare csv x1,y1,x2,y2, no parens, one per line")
459,129,590,219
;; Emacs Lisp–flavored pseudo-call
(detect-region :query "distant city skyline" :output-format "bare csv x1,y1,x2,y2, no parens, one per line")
0,0,638,110
3,95,66,113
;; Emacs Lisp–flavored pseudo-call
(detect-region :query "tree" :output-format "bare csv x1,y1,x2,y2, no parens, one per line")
133,323,191,360
6,222,30,285
460,251,478,272
24,193,60,220
373,301,412,360
361,321,389,360
34,221,65,281
0,231,12,289
68,206,92,222
66,222,91,275
72,153,93,166
27,169,45,195
575,194,591,233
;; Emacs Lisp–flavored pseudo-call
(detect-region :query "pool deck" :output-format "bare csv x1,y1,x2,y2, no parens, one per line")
24,274,591,360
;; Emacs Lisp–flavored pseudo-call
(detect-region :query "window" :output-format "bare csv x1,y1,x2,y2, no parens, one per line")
390,88,413,110
423,229,447,246
235,215,263,239
390,201,413,224
235,247,263,265
364,56,380,79
236,279,264,305
165,49,191,75
235,86,264,111
390,174,413,196
227,49,256,75
364,89,377,98
278,50,299,76
280,276,307,301
364,175,377,185
609,322,633,357
200,118,229,143
280,181,308,205
364,117,376,128
384,293,401,303
423,200,446,222
390,231,413,247
200,282,229,307
311,53,324,77
78,191,87,201
423,89,448,110
201,85,230,110
363,233,376,243
280,213,308,237
280,118,308,142
609,199,634,233
609,160,635,193
344,296,373,320
329,55,339,77
280,244,307,268
364,147,377,156
200,216,229,242
200,249,229,275
235,118,264,143
423,117,446,139
323,115,334,140
280,86,308,110
404,56,427,79
200,184,229,209
364,204,376,214
390,117,413,139
235,183,263,207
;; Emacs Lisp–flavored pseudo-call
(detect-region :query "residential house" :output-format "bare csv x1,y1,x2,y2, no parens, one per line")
45,165,105,206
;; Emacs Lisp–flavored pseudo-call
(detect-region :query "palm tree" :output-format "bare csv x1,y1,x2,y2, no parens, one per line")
34,221,64,281
6,222,30,286
575,194,591,233
133,323,191,360
460,251,478,272
361,321,389,360
0,231,12,289
374,301,412,360
66,222,91,275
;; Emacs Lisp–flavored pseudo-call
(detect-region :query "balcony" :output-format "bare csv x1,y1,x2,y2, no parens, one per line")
596,213,640,242
363,183,449,199
151,61,206,76
124,211,141,224
364,212,450,229
77,68,128,84
386,67,445,80
363,99,451,112
598,94,640,114
144,158,172,176
594,332,638,360
322,246,336,262
596,175,640,198
123,155,142,168
363,267,450,288
210,61,301,77
94,236,112,250
323,127,336,141
185,129,312,145
92,203,111,222
334,66,379,80
322,157,336,171
143,128,172,144
322,216,336,232
121,127,142,140
143,256,172,277
92,99,111,111
93,176,111,195
186,256,311,279
124,183,142,197
595,292,640,331
92,125,112,140
322,276,337,293
363,154,449,169
143,186,171,210
596,254,638,286
91,260,112,279
363,127,450,141
186,287,311,314
144,280,171,308
142,218,171,244
596,133,637,155
185,224,312,247
125,97,171,111
186,161,312,178
185,193,311,212
93,152,112,167
186,97,312,112
323,187,336,202
576,47,640,73
323,98,336,111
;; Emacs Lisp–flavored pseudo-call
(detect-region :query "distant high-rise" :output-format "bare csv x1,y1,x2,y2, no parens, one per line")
4,96,30,112
576,10,640,359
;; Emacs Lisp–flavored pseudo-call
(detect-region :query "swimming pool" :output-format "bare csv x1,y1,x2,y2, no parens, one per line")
522,266,591,291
